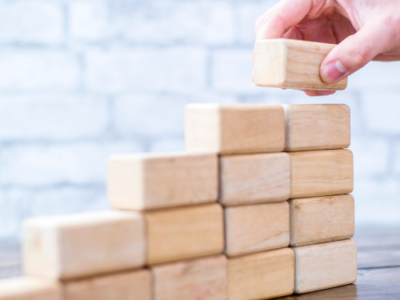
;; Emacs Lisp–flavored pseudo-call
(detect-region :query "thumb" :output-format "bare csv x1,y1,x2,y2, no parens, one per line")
321,22,391,83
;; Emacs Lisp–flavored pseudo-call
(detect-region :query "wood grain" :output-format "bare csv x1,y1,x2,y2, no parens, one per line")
253,39,347,90
185,104,285,154
224,202,289,257
282,104,351,152
152,255,227,300
63,269,151,300
228,248,294,300
145,204,224,265
23,211,145,279
293,239,357,294
290,194,355,247
108,152,218,211
290,149,353,199
0,277,61,300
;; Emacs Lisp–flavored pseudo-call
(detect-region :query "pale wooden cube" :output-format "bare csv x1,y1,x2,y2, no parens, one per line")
253,39,347,90
294,239,357,294
219,153,290,206
23,211,145,279
290,194,355,247
224,202,289,257
185,104,285,154
282,104,351,151
290,149,353,199
0,277,62,300
152,255,227,300
228,248,294,300
64,269,151,300
145,204,224,265
108,152,218,211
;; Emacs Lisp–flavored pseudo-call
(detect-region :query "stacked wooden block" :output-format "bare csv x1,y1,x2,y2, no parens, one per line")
0,104,356,300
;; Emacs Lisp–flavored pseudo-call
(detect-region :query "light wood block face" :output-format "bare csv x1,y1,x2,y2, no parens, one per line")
185,104,285,154
219,153,290,206
282,104,351,152
290,149,353,199
294,239,357,294
0,277,62,300
145,204,224,265
23,211,145,279
253,39,347,90
108,152,218,211
224,202,289,257
290,194,355,247
228,248,294,300
64,269,151,300
152,255,227,300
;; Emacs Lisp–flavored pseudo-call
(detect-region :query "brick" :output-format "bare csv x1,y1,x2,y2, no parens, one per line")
289,195,355,247
152,255,227,300
85,48,206,93
0,51,79,91
224,202,289,257
293,240,357,294
0,1,64,44
0,142,143,186
0,94,108,141
145,204,224,265
23,211,145,279
108,152,218,210
64,269,151,300
228,248,294,300
219,153,290,206
0,277,62,300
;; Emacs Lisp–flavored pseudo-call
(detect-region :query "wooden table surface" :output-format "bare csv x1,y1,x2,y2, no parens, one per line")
1,227,400,299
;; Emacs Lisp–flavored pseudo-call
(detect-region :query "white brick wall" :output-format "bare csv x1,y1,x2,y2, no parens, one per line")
0,0,399,241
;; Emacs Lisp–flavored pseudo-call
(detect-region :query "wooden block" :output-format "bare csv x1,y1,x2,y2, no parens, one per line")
145,203,224,265
290,194,355,247
290,149,353,199
185,104,285,154
0,277,62,300
23,211,145,279
282,104,351,151
219,153,290,206
228,248,294,300
63,269,151,300
253,39,347,90
293,239,357,294
224,202,289,257
108,152,218,211
152,255,227,300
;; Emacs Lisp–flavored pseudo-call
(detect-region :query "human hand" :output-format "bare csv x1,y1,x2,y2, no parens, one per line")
255,0,400,96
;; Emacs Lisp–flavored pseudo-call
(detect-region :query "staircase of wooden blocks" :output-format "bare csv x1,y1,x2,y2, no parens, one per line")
0,104,356,300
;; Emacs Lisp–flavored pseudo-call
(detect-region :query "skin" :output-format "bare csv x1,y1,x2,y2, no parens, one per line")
255,0,400,96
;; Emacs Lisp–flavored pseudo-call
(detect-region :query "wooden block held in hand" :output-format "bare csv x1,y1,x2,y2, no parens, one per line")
228,248,294,300
294,239,357,294
219,153,290,206
152,255,227,300
224,202,289,257
146,204,224,265
290,194,355,247
290,149,353,199
185,104,285,154
283,104,351,151
0,277,62,300
64,269,151,300
23,211,145,279
253,39,347,90
108,152,218,211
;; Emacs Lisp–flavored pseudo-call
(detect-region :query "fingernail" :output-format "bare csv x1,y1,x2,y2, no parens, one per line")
317,90,335,95
321,60,347,83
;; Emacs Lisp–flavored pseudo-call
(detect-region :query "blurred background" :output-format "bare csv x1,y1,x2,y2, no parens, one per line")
0,0,399,242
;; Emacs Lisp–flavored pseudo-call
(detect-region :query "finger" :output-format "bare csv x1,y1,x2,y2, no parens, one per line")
255,0,313,40
304,90,336,97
